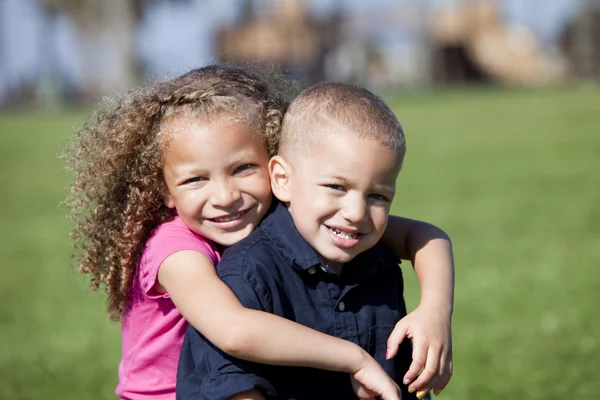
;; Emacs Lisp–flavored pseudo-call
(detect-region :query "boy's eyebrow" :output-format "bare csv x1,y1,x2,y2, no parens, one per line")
316,175,349,184
373,182,396,194
324,175,396,194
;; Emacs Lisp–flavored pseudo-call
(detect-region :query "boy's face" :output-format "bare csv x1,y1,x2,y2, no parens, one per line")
271,128,401,269
162,116,272,247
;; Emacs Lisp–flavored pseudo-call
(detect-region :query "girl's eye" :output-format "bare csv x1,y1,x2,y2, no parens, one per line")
184,176,206,185
326,184,345,192
234,164,255,174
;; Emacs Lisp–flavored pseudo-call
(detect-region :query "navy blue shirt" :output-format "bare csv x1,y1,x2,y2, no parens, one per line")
177,203,416,400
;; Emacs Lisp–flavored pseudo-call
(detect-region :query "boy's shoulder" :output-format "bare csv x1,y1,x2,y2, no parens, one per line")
367,241,400,267
347,241,401,275
220,224,274,262
217,202,316,278
217,220,283,278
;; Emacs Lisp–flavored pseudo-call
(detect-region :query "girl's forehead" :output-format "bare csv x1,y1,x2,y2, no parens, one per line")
163,106,262,131
160,113,265,154
158,105,269,159
163,114,259,138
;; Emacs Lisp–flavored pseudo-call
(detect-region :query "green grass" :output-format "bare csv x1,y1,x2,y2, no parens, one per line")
1,87,599,399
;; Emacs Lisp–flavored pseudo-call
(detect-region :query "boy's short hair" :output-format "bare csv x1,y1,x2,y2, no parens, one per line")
279,82,406,161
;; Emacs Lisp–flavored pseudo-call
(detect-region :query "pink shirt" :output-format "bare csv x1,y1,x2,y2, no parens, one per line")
116,216,221,400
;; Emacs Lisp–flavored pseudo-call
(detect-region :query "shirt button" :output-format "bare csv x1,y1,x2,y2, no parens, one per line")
338,302,346,311
307,266,316,275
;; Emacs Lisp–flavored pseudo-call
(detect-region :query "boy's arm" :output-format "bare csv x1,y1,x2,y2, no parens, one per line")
160,250,402,400
381,216,454,397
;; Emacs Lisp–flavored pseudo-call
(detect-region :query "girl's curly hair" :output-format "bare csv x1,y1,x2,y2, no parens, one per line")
65,65,294,320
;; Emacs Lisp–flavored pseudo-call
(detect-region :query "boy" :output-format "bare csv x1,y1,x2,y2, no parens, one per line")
177,83,450,400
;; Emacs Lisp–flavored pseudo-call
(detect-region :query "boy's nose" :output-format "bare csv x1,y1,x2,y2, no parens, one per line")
341,197,368,223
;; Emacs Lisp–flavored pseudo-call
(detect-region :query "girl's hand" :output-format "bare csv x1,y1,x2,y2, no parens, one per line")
386,304,453,398
350,351,402,400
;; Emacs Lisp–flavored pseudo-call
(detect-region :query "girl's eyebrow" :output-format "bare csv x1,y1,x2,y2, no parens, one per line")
225,157,259,170
330,176,348,183
228,155,257,164
168,165,209,183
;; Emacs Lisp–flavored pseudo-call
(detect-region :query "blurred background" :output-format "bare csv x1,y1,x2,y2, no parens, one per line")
1,0,599,399
2,0,600,103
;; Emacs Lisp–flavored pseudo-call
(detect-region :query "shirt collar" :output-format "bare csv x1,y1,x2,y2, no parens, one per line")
261,202,400,273
261,202,322,271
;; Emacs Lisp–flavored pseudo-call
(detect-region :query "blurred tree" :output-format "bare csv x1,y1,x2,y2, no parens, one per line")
37,0,150,98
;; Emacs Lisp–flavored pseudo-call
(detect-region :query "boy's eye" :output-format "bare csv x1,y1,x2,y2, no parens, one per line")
369,193,391,202
234,163,255,174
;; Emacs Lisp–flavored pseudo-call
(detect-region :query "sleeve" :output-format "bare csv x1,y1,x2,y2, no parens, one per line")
139,219,220,299
177,272,278,400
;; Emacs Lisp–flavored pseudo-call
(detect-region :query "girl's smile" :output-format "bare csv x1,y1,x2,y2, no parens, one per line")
207,207,253,228
162,116,272,247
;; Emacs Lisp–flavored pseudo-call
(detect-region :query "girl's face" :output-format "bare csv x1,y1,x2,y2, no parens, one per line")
162,116,272,247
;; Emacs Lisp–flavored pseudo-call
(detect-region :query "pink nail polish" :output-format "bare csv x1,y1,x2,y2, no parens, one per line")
385,349,391,359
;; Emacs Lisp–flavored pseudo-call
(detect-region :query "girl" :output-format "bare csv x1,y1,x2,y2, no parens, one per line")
65,65,453,400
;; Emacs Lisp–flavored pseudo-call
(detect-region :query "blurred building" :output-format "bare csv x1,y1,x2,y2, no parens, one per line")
559,1,600,80
431,1,568,85
0,0,595,107
214,0,573,89
216,0,334,84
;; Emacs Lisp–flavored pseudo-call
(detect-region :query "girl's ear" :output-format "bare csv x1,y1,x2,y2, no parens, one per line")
163,190,176,209
269,155,292,203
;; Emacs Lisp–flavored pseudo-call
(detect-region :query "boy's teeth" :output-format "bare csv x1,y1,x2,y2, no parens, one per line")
331,227,359,239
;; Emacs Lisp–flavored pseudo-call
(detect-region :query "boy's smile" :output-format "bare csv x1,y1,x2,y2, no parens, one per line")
326,225,364,248
271,127,401,271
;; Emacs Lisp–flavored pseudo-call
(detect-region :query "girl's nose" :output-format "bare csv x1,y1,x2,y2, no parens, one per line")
210,180,242,208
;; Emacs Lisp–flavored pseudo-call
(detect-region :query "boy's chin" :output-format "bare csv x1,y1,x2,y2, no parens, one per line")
318,249,358,266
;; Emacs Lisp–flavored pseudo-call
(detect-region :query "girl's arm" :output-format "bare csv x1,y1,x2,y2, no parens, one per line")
158,250,401,400
381,215,454,315
229,390,265,400
380,215,455,397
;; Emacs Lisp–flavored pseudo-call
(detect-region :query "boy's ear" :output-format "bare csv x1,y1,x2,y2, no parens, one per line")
269,155,292,203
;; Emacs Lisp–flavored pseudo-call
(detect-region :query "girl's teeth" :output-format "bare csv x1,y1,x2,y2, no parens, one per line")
214,212,242,222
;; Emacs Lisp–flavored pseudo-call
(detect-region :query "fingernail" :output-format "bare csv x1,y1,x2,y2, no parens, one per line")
417,391,427,399
385,349,391,359
402,378,411,385
408,386,416,393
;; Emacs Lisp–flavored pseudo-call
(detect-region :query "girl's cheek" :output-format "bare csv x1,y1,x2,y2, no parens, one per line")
258,176,273,196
